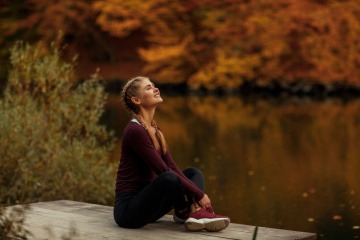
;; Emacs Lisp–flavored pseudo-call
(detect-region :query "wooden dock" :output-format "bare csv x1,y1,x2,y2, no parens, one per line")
7,200,316,240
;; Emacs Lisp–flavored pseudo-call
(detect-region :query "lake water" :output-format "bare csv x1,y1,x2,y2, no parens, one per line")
103,94,360,239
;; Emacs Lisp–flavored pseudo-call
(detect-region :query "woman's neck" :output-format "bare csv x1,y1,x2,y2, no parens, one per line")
137,108,155,129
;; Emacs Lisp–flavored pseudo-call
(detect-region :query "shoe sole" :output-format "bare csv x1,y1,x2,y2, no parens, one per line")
185,217,230,232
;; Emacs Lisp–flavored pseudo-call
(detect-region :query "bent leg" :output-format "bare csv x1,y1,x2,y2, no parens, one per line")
183,167,205,192
116,171,187,228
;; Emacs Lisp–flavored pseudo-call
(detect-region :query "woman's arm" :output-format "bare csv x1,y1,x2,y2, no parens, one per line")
162,147,205,201
163,150,212,210
127,124,204,200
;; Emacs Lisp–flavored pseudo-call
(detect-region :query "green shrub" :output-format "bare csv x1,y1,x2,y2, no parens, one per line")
0,42,115,205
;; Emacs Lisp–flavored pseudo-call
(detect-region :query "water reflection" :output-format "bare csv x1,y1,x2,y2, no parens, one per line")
103,94,360,239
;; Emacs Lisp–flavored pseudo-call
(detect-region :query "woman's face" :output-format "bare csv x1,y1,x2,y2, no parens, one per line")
134,78,163,109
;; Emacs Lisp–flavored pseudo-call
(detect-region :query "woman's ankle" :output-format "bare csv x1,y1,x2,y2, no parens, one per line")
177,207,188,215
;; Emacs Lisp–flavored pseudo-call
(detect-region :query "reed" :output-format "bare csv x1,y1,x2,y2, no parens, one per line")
252,226,258,240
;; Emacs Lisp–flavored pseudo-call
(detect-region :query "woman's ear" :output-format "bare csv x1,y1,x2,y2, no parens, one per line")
131,96,141,105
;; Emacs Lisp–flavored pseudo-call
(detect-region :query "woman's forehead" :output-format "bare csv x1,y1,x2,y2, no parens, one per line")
141,79,153,87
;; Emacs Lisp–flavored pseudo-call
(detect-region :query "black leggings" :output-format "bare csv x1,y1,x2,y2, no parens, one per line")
114,167,204,228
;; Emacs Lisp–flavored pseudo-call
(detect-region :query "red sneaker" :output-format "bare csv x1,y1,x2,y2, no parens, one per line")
184,208,230,232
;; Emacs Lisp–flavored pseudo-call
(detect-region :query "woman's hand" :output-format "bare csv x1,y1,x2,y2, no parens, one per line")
198,194,212,211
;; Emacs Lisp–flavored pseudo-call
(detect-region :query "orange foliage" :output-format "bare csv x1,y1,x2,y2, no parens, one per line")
92,0,198,83
1,0,360,89
93,0,147,38
1,0,114,61
100,0,360,88
4,0,94,42
187,0,360,88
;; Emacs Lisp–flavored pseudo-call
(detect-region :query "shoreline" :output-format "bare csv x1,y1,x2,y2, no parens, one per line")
104,79,360,100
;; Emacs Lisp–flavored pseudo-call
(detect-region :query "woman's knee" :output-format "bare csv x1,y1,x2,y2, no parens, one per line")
183,167,203,179
183,167,205,191
158,171,181,186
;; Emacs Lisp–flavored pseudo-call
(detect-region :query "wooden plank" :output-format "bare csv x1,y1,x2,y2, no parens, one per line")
6,200,316,240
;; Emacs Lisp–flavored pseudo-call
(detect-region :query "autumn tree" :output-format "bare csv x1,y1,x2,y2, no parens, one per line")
1,0,360,90
93,0,360,89
0,0,114,62
93,0,202,83
232,0,360,87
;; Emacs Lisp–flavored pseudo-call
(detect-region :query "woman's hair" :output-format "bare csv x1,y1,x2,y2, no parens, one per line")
121,76,168,154
120,76,145,114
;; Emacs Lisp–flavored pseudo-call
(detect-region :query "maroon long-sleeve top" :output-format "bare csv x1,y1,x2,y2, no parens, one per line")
115,121,204,201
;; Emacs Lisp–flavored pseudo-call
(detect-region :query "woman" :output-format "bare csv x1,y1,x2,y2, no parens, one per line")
114,76,230,231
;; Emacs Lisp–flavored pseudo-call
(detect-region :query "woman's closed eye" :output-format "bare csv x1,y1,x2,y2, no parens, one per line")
145,84,156,90
145,84,155,90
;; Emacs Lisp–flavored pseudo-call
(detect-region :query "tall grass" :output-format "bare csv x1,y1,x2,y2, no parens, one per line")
0,41,116,206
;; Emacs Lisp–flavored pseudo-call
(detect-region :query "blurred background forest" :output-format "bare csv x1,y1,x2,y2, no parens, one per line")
1,0,360,92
